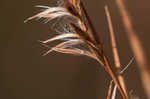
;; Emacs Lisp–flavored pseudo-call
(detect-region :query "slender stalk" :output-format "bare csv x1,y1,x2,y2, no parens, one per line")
107,57,134,99
107,81,113,99
105,5,128,99
80,1,127,99
103,56,127,99
112,85,117,99
115,0,150,98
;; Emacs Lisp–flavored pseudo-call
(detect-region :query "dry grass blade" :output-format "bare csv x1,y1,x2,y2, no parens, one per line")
43,39,98,60
43,39,82,56
105,5,128,99
24,7,72,23
115,0,150,98
25,12,71,22
42,33,79,43
52,47,98,60
35,5,50,9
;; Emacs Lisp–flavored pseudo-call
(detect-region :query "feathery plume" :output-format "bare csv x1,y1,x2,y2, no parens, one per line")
26,0,129,98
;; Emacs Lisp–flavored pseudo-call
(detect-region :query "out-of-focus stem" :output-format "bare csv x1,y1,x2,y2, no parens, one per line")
105,5,128,99
115,0,150,98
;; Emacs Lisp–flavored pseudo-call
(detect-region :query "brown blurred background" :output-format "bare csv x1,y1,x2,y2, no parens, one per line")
1,0,150,99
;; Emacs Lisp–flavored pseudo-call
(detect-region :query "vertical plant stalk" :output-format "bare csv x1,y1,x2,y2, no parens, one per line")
107,81,113,99
106,57,134,99
103,56,127,99
115,0,150,98
112,85,118,99
105,6,128,99
80,1,127,99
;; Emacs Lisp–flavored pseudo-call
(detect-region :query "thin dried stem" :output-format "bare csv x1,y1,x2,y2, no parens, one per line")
105,5,128,99
103,56,127,99
107,81,113,99
115,0,150,98
121,57,134,74
112,85,117,99
108,57,134,99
